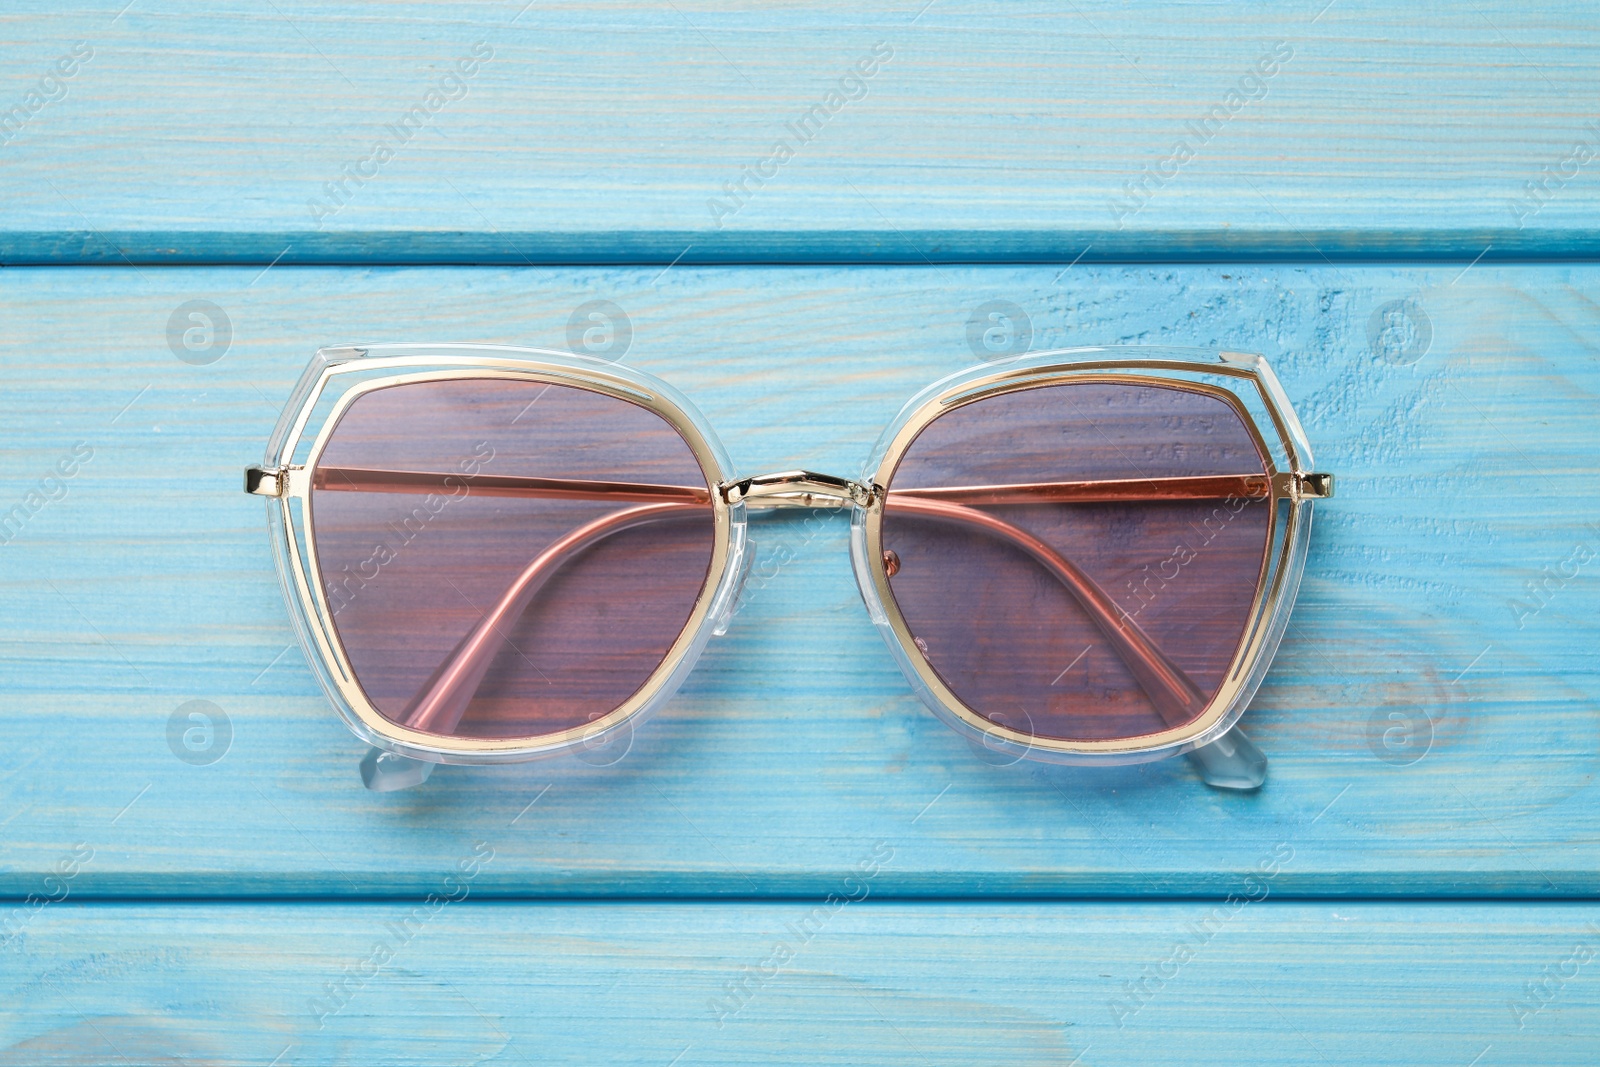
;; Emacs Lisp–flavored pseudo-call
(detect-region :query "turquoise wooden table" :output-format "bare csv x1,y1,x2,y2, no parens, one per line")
3,2,1599,1063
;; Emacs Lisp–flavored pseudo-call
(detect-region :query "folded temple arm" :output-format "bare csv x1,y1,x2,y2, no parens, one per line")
315,465,1269,784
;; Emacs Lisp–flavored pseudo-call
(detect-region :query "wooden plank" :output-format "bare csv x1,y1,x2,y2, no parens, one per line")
3,902,1597,1064
2,2,1599,261
0,263,1596,896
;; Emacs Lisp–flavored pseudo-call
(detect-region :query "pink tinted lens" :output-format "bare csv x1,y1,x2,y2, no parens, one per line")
881,381,1272,743
309,378,715,742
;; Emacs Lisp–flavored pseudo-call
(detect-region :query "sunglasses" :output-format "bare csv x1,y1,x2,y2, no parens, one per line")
245,344,1331,793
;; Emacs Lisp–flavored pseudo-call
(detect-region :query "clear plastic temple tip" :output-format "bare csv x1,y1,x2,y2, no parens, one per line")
360,747,435,792
1186,726,1267,791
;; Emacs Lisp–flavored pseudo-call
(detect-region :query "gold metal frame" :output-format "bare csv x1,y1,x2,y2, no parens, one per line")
258,353,735,760
858,356,1325,760
248,345,1330,773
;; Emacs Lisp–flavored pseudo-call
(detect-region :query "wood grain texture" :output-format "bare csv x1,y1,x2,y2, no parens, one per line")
1,263,1595,897
6,0,1597,1049
3,903,1597,1064
2,2,1599,261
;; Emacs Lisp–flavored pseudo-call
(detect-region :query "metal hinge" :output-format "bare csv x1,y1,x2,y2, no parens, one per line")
1272,471,1335,501
245,464,305,497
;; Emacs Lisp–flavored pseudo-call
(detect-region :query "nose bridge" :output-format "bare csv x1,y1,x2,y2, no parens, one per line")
721,469,876,510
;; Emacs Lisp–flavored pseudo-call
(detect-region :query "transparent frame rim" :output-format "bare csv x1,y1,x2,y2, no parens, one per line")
260,344,748,765
849,347,1318,766
255,343,1319,770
